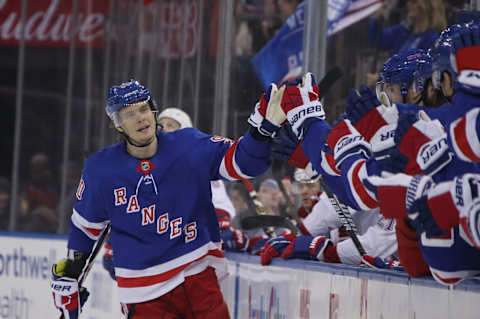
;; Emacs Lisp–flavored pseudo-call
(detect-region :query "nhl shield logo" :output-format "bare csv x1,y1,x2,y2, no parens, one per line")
137,159,155,175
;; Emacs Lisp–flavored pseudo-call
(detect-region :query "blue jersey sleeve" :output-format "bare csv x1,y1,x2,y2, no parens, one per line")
68,159,110,253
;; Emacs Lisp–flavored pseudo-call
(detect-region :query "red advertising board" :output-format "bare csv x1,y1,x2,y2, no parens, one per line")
0,0,199,57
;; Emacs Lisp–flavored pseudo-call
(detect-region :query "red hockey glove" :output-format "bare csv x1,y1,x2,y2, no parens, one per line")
259,233,296,265
394,111,452,176
102,240,115,280
362,255,404,271
452,23,480,95
282,73,325,138
345,85,398,159
326,118,371,171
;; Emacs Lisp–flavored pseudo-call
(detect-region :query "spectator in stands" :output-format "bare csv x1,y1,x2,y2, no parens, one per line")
277,0,302,22
367,0,447,86
19,153,59,233
257,178,282,216
231,182,252,229
369,0,446,55
0,177,11,230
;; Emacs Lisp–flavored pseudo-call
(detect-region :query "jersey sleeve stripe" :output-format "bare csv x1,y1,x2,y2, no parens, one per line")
450,109,480,162
71,209,109,240
219,138,251,180
347,159,378,210
320,150,340,176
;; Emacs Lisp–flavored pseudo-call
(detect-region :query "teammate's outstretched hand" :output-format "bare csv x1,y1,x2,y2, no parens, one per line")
394,111,452,176
452,23,480,94
271,124,309,168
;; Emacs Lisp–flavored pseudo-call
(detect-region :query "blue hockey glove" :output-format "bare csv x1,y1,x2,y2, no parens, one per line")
345,85,380,126
51,259,90,319
281,235,332,261
219,223,250,251
271,124,310,168
259,233,295,265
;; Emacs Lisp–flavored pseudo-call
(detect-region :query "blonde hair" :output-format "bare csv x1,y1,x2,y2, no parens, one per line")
414,0,447,33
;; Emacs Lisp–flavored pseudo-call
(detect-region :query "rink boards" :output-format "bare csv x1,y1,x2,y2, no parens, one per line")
1,232,479,319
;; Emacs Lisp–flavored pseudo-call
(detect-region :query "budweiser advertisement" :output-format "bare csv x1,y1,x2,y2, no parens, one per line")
0,0,199,57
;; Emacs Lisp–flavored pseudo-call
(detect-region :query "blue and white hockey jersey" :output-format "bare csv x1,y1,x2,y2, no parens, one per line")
68,128,271,303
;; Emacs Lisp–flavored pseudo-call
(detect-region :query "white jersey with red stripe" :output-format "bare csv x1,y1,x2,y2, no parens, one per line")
68,128,270,303
211,180,236,219
337,210,397,265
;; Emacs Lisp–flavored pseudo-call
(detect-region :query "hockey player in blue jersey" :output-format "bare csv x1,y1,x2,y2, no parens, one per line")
48,77,324,319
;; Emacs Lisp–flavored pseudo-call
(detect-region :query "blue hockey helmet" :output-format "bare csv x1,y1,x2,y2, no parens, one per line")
106,79,156,127
378,49,429,97
412,51,433,95
430,25,462,89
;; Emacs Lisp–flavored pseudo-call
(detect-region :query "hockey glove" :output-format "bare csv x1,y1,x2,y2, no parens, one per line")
51,259,90,319
426,174,480,248
281,235,332,261
394,111,452,176
259,233,296,265
452,23,480,95
220,225,250,251
271,124,310,168
102,240,115,280
282,73,326,138
361,255,404,271
248,83,287,137
326,118,371,171
345,85,398,159
364,173,441,235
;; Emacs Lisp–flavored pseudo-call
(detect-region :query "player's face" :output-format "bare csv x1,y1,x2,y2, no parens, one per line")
298,182,320,207
117,101,156,144
384,83,403,103
159,117,181,132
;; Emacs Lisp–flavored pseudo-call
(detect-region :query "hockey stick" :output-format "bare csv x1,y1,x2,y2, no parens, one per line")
59,224,111,319
319,181,367,256
78,224,111,287
316,66,343,98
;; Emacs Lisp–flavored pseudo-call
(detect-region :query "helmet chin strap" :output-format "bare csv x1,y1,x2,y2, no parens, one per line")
122,132,156,148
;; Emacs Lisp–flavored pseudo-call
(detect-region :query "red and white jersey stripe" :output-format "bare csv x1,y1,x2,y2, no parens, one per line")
450,108,480,162
114,242,226,303
71,209,109,240
346,159,378,210
219,138,253,180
